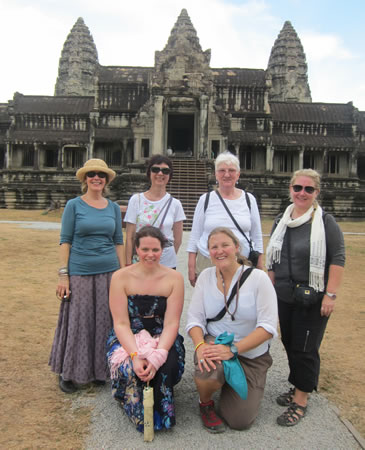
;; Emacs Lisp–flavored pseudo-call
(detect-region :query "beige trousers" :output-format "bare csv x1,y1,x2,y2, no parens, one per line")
194,335,273,430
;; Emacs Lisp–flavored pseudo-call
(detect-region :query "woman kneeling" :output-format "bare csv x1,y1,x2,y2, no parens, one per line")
186,227,278,433
107,226,185,432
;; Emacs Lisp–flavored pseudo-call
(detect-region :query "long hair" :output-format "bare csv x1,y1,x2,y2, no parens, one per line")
207,227,251,266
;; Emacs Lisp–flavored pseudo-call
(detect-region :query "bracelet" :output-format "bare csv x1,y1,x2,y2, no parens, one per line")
58,267,69,276
130,351,138,360
194,341,205,352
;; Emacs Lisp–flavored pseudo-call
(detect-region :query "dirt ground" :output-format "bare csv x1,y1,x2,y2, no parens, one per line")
0,209,364,448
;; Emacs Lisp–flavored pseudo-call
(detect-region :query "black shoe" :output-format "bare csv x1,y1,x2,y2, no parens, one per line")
92,380,106,386
59,375,78,394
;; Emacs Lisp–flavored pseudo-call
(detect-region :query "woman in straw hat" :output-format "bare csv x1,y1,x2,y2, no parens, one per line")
49,158,125,393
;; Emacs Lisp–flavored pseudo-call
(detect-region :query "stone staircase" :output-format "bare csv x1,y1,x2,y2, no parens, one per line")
167,159,210,230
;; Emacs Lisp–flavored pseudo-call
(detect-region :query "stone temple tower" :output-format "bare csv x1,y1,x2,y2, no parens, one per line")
54,17,99,96
267,21,311,103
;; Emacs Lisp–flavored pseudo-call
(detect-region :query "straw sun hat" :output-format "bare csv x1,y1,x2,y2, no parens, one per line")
76,159,116,183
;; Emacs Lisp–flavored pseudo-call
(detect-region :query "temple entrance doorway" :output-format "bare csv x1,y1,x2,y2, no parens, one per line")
358,155,365,180
167,114,194,157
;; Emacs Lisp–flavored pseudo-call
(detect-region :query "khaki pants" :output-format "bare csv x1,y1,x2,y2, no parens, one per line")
196,251,213,276
194,335,273,430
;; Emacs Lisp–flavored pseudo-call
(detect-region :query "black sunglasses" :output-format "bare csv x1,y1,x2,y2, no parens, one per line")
292,184,316,194
86,171,107,179
151,166,171,175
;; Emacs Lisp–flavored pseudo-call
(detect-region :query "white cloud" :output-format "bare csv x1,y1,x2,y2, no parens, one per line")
0,0,364,110
302,32,354,62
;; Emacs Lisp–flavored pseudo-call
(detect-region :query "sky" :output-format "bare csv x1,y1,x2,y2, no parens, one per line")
1,0,365,110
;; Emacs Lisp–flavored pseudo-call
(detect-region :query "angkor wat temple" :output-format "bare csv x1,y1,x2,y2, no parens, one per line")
1,9,364,220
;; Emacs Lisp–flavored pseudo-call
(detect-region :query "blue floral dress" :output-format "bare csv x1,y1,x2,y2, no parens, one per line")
106,295,185,432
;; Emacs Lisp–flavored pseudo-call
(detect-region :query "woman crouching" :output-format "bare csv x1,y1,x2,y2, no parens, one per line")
107,226,185,432
186,227,278,433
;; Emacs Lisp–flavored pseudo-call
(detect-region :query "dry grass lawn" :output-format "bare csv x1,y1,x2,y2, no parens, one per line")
0,209,364,448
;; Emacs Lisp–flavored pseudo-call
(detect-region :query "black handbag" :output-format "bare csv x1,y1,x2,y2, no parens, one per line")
293,284,322,307
215,190,259,267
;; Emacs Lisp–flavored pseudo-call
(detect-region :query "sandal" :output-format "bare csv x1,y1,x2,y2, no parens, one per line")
277,402,307,427
276,387,295,406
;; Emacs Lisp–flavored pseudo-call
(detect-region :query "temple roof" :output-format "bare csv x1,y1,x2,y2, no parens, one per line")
95,128,133,140
98,67,153,84
228,130,269,144
272,134,354,148
9,130,90,143
270,102,354,123
11,95,94,114
212,69,266,86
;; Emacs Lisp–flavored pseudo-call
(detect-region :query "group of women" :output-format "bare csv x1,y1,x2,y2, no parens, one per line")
49,151,345,434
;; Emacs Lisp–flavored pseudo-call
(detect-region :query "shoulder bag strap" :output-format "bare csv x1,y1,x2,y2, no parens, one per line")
215,190,253,250
207,267,254,323
158,195,173,229
150,195,172,227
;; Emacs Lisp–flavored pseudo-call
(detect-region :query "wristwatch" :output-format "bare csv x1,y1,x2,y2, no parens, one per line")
325,291,337,300
230,344,238,358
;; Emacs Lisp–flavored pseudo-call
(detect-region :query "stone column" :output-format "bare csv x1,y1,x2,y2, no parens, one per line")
322,150,328,173
199,95,209,158
34,142,40,170
298,147,304,169
265,143,274,172
57,141,63,169
152,96,164,155
134,138,142,162
5,141,11,168
349,151,358,177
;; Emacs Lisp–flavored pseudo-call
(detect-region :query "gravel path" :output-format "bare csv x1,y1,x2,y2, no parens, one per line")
73,232,362,450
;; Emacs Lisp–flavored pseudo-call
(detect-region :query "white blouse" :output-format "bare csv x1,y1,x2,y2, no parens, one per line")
186,190,263,258
186,266,278,359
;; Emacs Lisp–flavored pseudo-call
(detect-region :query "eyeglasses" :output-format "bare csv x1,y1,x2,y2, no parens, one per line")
292,184,316,194
86,171,107,179
151,166,171,175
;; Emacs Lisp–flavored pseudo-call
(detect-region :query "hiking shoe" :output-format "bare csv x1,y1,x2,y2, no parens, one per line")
199,400,226,433
276,387,295,406
59,375,78,394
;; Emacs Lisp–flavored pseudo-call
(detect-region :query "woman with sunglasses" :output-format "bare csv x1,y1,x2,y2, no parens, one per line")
50,159,125,393
125,154,185,268
266,169,345,427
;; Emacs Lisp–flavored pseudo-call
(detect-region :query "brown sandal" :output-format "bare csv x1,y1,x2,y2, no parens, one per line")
277,402,307,427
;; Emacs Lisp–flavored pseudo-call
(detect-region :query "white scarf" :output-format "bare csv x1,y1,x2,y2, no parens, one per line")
266,203,326,292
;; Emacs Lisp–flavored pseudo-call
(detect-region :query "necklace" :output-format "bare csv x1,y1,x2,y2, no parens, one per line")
220,266,244,321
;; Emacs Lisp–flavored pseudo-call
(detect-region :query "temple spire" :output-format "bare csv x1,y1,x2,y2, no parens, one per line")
154,9,211,76
54,17,99,96
267,21,311,103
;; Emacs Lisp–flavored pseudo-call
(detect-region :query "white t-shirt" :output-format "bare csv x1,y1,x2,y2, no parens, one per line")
186,190,263,258
186,266,278,359
125,192,186,268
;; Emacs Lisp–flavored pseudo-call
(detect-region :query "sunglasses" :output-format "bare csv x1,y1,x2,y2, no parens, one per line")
151,166,171,175
86,171,107,179
292,184,316,194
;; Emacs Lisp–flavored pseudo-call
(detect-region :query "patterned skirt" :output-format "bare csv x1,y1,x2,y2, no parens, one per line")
49,272,113,384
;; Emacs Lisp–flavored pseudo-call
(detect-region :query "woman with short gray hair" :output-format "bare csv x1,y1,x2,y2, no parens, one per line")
187,151,264,286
